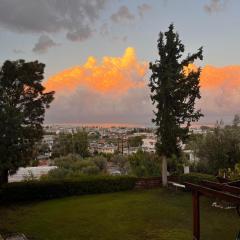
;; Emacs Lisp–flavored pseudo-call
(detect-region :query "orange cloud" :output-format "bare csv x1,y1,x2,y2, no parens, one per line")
45,49,240,124
45,47,147,95
200,65,240,89
45,52,240,96
184,64,240,90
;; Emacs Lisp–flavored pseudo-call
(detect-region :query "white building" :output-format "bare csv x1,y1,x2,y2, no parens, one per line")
98,146,116,154
183,149,199,163
123,147,139,155
142,138,156,153
8,166,57,182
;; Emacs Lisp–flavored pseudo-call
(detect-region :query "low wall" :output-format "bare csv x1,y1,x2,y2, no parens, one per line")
135,176,182,189
135,177,162,189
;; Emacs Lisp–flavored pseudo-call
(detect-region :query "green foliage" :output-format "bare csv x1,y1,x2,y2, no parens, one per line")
98,152,113,161
0,60,54,184
111,154,130,174
52,131,89,158
168,153,188,175
187,120,240,174
36,142,51,155
46,154,108,179
0,176,137,203
128,151,161,177
179,173,216,185
92,155,108,172
81,166,100,175
127,136,143,147
189,161,210,174
149,24,203,158
218,163,240,180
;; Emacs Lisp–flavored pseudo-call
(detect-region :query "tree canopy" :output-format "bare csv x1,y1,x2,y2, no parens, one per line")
128,136,143,147
52,131,89,158
0,60,54,184
187,119,240,175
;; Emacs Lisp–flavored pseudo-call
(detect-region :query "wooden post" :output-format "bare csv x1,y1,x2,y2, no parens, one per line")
161,156,168,187
192,191,200,240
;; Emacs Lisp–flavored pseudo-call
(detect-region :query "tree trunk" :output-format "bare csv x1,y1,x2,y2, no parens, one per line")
162,156,168,187
0,169,9,185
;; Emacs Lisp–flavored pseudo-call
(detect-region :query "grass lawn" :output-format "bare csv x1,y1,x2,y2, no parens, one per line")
0,189,239,240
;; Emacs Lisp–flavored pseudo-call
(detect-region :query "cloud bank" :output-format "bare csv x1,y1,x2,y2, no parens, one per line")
45,48,151,125
0,1,153,53
45,48,240,125
45,47,147,94
199,65,240,121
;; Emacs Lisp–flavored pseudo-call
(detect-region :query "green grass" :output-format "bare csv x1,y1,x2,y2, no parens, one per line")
0,189,239,240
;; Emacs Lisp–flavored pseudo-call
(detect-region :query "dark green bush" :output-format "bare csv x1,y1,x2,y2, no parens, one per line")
0,176,137,203
128,150,161,177
49,154,108,178
179,172,217,185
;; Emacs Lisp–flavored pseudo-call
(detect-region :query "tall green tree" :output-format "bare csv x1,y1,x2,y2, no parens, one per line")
0,60,54,184
149,24,203,186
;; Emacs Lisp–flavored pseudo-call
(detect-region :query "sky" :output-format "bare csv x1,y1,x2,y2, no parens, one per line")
1,0,240,126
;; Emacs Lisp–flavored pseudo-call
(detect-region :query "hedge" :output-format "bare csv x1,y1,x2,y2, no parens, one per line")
0,176,137,203
179,172,217,185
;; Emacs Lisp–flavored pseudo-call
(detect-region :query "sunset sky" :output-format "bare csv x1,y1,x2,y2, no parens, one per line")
1,0,240,126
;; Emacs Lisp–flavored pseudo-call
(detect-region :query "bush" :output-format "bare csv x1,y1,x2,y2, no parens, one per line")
111,154,130,175
48,154,108,179
81,166,100,175
179,172,217,185
128,151,161,177
0,176,137,203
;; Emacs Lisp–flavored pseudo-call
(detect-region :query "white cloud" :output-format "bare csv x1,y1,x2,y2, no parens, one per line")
33,35,58,54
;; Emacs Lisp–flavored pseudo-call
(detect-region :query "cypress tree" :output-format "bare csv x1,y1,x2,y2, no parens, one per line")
149,24,203,186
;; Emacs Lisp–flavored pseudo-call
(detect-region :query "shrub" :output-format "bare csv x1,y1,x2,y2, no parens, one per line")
111,155,130,175
0,176,137,203
179,172,217,185
44,168,74,180
47,154,108,179
81,166,100,175
91,156,108,172
128,151,161,177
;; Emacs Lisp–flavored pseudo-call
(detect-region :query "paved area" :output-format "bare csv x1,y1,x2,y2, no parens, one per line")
0,234,28,240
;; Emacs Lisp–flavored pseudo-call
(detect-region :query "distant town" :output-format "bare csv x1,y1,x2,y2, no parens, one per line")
41,124,208,160
8,123,211,183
